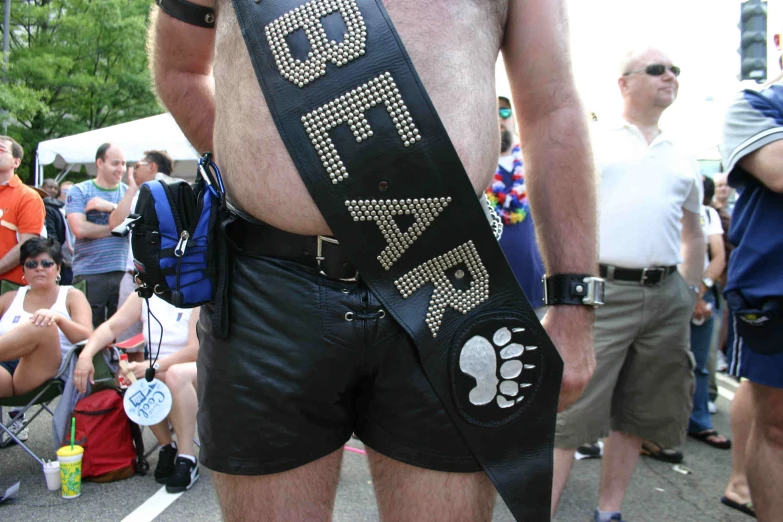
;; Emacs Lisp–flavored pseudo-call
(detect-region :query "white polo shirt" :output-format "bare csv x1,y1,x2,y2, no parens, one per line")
593,121,702,268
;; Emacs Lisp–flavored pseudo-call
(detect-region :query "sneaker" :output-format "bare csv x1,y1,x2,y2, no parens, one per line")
594,510,626,522
166,456,199,493
576,441,603,459
154,444,178,484
708,401,717,414
1,412,28,446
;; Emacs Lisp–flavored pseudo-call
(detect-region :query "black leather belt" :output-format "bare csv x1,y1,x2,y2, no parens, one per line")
599,264,677,285
229,216,359,281
231,1,562,519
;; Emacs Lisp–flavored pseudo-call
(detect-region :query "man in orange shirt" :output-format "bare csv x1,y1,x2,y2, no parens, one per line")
0,136,45,285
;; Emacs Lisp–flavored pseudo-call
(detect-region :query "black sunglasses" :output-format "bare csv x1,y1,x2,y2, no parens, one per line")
624,64,681,78
24,259,56,269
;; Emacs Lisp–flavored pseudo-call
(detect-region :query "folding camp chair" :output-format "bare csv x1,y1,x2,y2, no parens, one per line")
115,332,146,354
0,279,116,465
0,343,118,464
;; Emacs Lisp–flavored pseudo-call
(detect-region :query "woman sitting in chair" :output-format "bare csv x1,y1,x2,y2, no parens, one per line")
74,292,200,494
0,237,92,398
0,237,92,445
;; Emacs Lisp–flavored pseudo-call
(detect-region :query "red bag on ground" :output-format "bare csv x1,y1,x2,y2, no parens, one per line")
64,389,137,482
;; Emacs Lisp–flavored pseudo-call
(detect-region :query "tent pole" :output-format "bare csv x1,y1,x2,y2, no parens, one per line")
55,165,74,184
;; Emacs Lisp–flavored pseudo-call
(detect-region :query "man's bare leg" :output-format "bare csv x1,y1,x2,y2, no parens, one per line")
723,380,753,507
598,431,642,513
213,449,343,522
366,447,495,522
746,382,783,520
552,447,576,516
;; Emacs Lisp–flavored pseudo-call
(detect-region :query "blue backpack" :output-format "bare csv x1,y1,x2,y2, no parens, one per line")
128,155,226,310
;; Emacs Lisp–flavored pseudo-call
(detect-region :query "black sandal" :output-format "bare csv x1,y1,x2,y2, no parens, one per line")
688,430,732,449
721,496,756,518
640,440,684,463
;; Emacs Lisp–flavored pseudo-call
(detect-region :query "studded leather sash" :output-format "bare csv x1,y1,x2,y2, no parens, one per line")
231,1,562,519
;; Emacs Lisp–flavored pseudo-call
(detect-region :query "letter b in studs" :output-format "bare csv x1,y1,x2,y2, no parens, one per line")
265,0,367,88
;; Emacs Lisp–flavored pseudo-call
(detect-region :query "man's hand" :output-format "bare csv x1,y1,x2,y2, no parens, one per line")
127,166,138,191
84,197,115,213
73,355,95,394
541,306,596,412
693,299,713,322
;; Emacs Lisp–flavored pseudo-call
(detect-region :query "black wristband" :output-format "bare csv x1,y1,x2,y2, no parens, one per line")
543,274,605,306
156,0,216,29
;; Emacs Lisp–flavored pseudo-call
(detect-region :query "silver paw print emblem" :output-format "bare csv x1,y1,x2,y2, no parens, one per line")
459,327,536,408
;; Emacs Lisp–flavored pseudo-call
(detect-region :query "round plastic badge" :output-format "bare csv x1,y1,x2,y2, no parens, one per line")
123,377,172,425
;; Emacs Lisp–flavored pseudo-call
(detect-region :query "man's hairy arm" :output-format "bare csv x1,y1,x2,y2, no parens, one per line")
67,214,111,240
737,140,783,193
679,210,705,287
148,2,216,153
503,0,597,412
0,233,38,276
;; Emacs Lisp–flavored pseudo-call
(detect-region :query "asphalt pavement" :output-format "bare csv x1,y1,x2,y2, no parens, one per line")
0,374,754,521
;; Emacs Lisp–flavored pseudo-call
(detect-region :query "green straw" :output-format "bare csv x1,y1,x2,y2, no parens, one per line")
70,417,75,451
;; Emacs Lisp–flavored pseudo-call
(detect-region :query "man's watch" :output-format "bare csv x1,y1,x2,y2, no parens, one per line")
543,274,605,307
703,277,714,289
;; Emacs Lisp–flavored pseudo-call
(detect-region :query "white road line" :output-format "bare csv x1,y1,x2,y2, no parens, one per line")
716,373,739,389
718,386,735,402
121,486,183,522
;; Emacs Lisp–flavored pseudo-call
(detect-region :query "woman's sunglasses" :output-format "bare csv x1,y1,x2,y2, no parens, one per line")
624,64,681,77
499,107,513,120
24,259,56,269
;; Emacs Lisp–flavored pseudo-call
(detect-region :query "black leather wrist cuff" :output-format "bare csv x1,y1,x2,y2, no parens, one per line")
156,0,216,28
544,274,604,306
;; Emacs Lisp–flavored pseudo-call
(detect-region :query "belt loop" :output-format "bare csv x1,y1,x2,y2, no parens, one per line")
605,265,616,281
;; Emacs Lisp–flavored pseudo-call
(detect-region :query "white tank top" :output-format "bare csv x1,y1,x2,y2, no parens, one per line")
0,286,75,358
140,296,192,359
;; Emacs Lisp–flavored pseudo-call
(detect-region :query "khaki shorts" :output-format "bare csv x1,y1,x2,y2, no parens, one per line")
555,273,696,448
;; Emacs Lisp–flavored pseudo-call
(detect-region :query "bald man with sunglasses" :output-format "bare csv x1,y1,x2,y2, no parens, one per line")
551,47,705,522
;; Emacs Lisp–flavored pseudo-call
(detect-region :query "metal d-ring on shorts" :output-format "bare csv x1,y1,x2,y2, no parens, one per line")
195,217,481,476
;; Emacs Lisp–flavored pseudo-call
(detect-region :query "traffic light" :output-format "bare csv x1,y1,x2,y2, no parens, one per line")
740,0,768,82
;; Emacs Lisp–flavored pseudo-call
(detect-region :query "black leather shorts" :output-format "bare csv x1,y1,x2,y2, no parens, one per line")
196,252,480,475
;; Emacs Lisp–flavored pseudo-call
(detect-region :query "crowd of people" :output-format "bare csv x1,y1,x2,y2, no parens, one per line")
0,3,781,521
0,138,200,493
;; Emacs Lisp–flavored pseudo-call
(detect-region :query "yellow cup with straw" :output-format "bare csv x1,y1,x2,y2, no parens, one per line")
57,417,83,499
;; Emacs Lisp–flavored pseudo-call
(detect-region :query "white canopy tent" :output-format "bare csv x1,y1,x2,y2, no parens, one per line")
35,113,200,185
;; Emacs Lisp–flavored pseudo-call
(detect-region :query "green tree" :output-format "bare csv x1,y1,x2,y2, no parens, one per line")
1,0,161,180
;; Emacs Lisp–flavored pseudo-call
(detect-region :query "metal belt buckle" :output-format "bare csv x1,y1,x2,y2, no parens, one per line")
640,267,665,286
316,236,359,282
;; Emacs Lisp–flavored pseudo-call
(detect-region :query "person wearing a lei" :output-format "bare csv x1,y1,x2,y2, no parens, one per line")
485,144,531,225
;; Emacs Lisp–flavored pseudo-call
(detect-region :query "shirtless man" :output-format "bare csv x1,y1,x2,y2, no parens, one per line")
149,1,597,520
